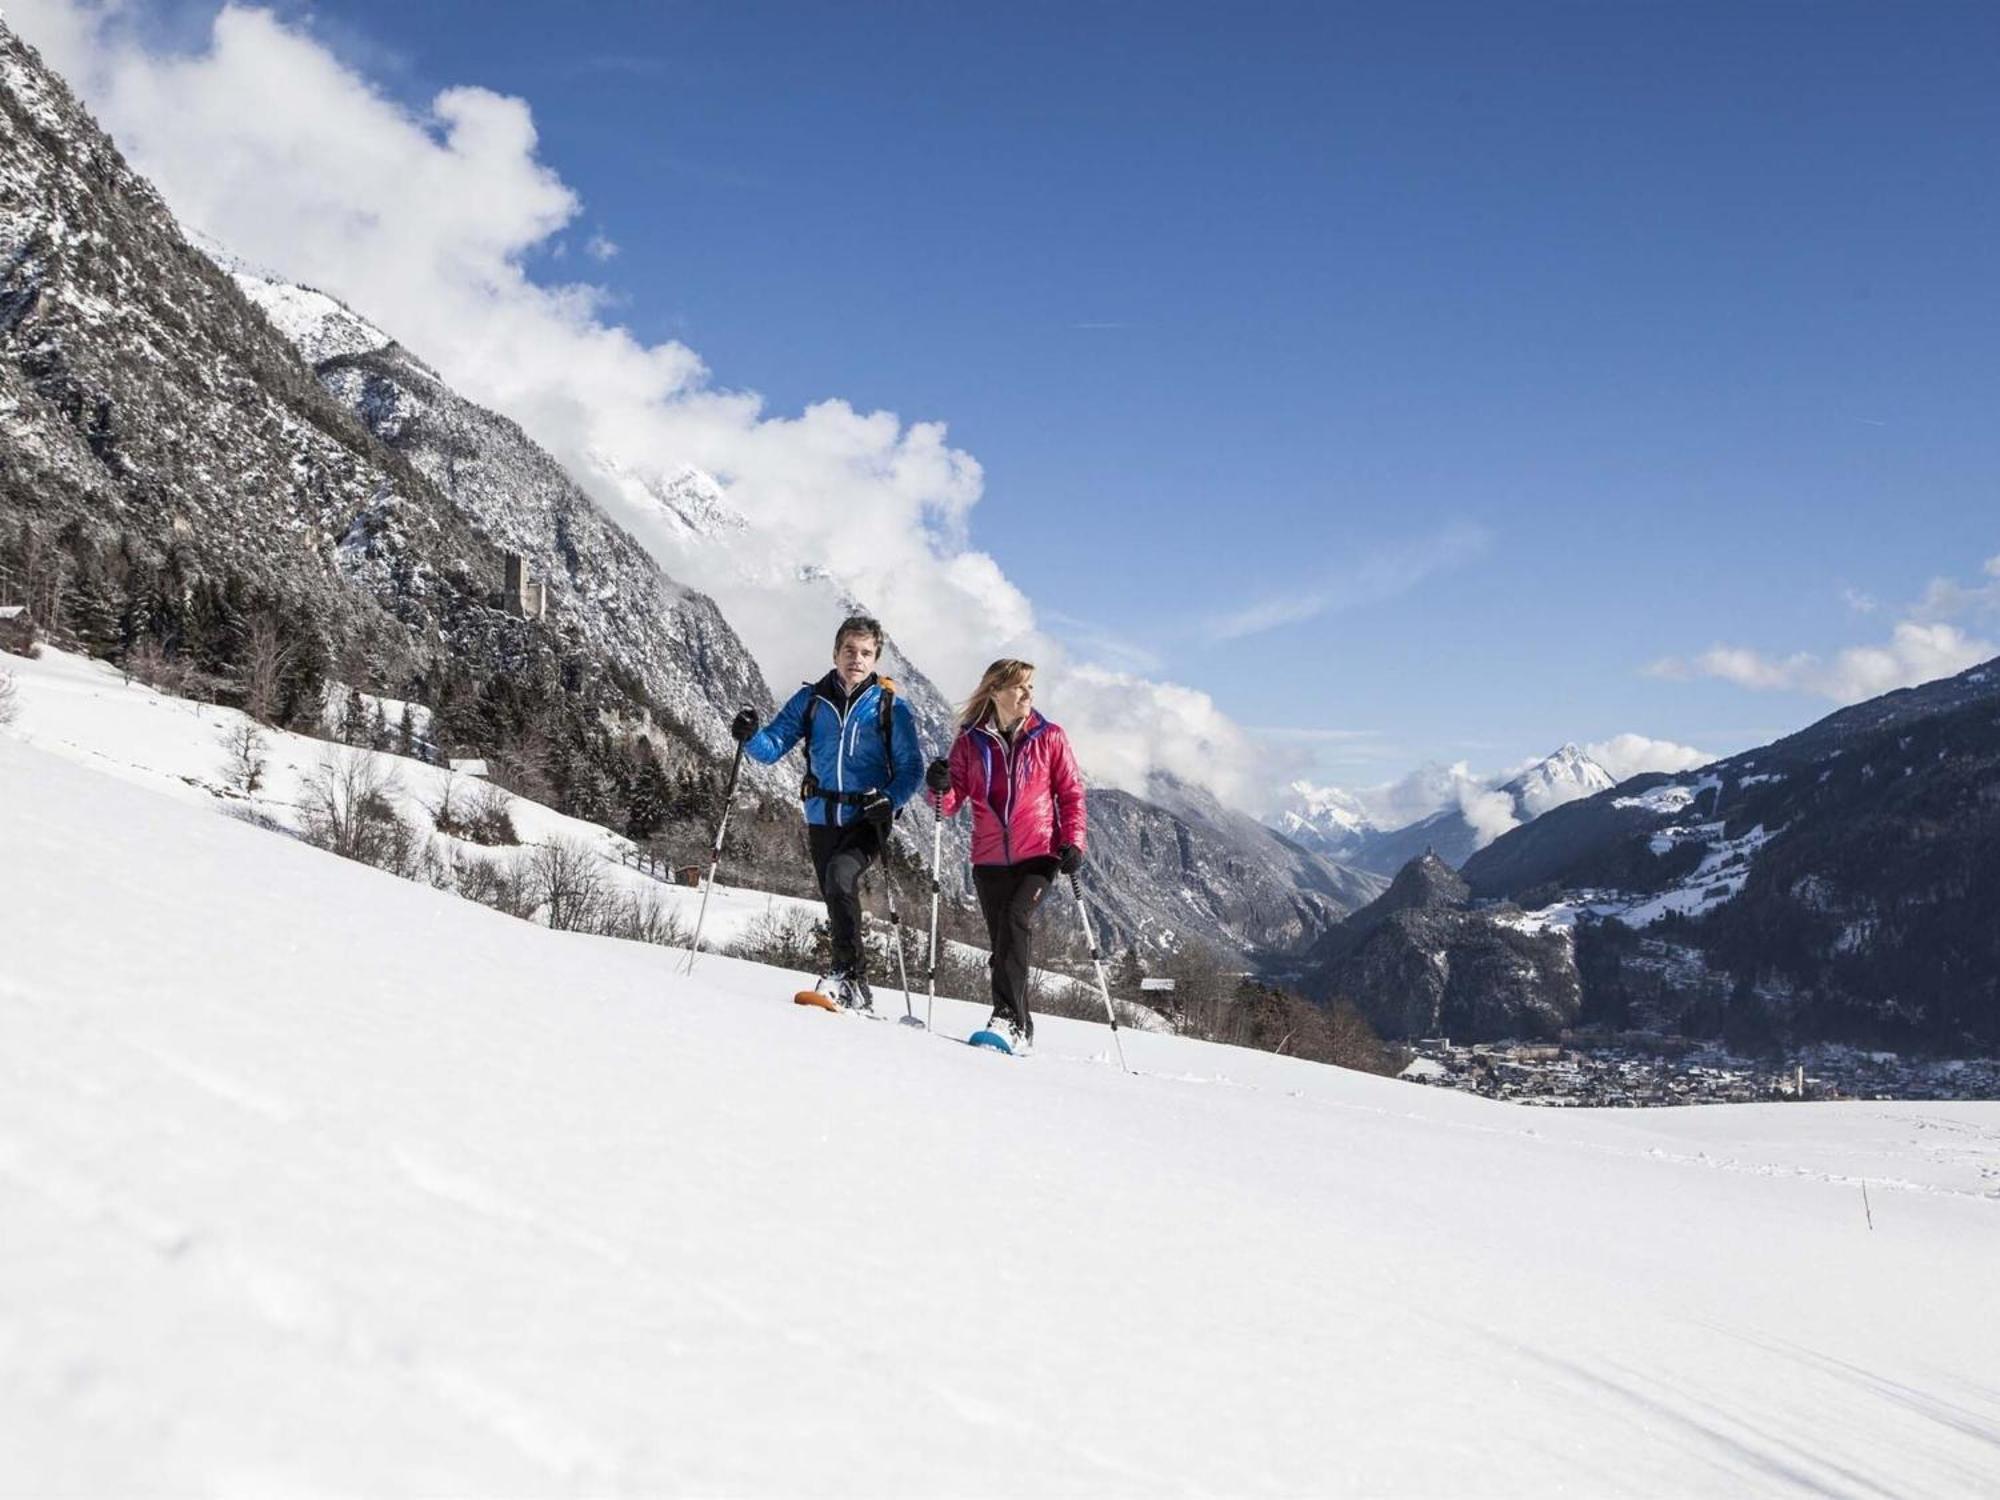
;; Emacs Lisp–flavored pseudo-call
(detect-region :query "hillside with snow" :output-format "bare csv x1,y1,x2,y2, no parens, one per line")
3,651,1998,1495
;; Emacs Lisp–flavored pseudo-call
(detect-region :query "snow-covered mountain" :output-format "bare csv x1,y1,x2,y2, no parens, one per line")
5,646,1997,1494
226,271,773,768
1274,744,1619,874
1270,778,1377,859
1084,771,1387,958
1449,657,2000,1051
1505,741,1619,817
0,18,779,858
220,277,1377,955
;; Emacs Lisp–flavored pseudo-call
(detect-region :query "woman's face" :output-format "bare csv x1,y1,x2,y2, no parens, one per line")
994,672,1034,725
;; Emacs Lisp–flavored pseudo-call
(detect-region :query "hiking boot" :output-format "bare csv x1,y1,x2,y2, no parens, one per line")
834,971,874,1013
1004,1021,1033,1056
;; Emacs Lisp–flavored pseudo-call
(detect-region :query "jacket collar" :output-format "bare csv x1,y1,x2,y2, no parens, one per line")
976,707,1046,747
813,670,878,708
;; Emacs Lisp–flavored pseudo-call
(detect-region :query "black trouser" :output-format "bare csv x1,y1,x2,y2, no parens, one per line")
808,820,884,974
973,857,1059,1035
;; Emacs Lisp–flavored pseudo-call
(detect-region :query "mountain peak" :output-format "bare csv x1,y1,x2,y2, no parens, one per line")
1381,850,1471,913
1506,744,1616,819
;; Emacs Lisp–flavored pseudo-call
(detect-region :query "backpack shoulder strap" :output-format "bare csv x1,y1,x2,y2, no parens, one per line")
876,676,897,770
798,683,819,799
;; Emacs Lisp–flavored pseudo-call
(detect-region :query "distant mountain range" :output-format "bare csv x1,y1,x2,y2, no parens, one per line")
1272,744,1618,873
1300,662,2000,1052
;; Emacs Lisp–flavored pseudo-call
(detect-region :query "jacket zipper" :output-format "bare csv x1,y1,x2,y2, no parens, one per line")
979,721,1024,863
818,684,876,826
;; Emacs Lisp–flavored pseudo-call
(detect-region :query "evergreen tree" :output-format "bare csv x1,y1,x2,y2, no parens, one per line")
627,744,672,841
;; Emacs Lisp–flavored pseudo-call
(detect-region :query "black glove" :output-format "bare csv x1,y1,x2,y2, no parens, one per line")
925,757,951,793
730,706,758,744
1057,844,1083,875
860,790,894,828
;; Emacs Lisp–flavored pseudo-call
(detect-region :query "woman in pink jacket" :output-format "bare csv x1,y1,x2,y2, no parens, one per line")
926,658,1087,1054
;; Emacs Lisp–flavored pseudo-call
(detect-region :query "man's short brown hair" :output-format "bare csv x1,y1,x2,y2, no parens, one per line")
834,614,884,656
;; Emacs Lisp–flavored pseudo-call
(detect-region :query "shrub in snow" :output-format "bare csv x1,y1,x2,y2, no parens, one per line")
430,774,519,846
603,887,690,948
454,854,538,921
220,720,268,794
226,805,293,838
299,748,434,880
723,909,825,971
0,664,16,726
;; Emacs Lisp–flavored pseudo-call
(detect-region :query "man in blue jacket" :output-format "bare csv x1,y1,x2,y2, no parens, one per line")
732,614,924,1010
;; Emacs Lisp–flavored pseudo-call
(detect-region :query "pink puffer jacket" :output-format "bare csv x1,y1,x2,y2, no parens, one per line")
937,711,1087,867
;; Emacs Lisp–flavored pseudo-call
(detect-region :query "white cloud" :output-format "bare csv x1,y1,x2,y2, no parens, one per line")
1581,734,1712,782
1454,787,1516,847
1349,760,1492,831
584,233,618,262
1911,563,2000,624
1284,733,1713,845
1651,553,2000,705
9,1,1272,800
1207,522,1490,641
1651,621,1995,705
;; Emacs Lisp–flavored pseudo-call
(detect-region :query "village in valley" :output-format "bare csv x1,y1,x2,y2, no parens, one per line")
1398,1035,2000,1107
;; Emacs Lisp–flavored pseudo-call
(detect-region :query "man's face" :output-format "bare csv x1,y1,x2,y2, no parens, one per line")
833,631,879,690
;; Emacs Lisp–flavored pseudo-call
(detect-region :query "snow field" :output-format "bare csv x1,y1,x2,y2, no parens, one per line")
0,645,822,951
1,653,1998,1495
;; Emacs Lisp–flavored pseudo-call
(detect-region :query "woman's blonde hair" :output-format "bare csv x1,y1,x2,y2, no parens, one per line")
960,658,1035,729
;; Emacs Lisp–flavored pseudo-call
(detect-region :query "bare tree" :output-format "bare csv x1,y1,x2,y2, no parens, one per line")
527,837,612,932
220,718,267,794
724,908,825,970
299,746,412,870
0,663,17,727
607,886,691,947
242,612,295,725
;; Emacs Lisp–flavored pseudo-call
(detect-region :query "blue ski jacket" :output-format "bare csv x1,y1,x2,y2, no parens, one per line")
744,672,925,827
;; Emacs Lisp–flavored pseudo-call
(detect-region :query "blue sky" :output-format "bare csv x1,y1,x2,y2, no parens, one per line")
70,0,2000,793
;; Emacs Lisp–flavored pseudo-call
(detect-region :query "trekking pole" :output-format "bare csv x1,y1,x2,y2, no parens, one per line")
1068,872,1130,1074
925,790,945,1031
879,852,922,1027
681,741,745,975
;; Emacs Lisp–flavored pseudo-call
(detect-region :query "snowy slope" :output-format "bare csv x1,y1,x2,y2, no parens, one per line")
0,645,819,951
3,683,1999,1494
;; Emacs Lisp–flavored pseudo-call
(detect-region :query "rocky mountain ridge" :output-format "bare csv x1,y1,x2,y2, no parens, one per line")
0,23,1378,963
1451,658,2000,1050
1297,853,1580,1041
0,20,771,790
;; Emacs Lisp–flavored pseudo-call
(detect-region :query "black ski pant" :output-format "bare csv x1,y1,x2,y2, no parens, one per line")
973,857,1059,1036
808,820,884,975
